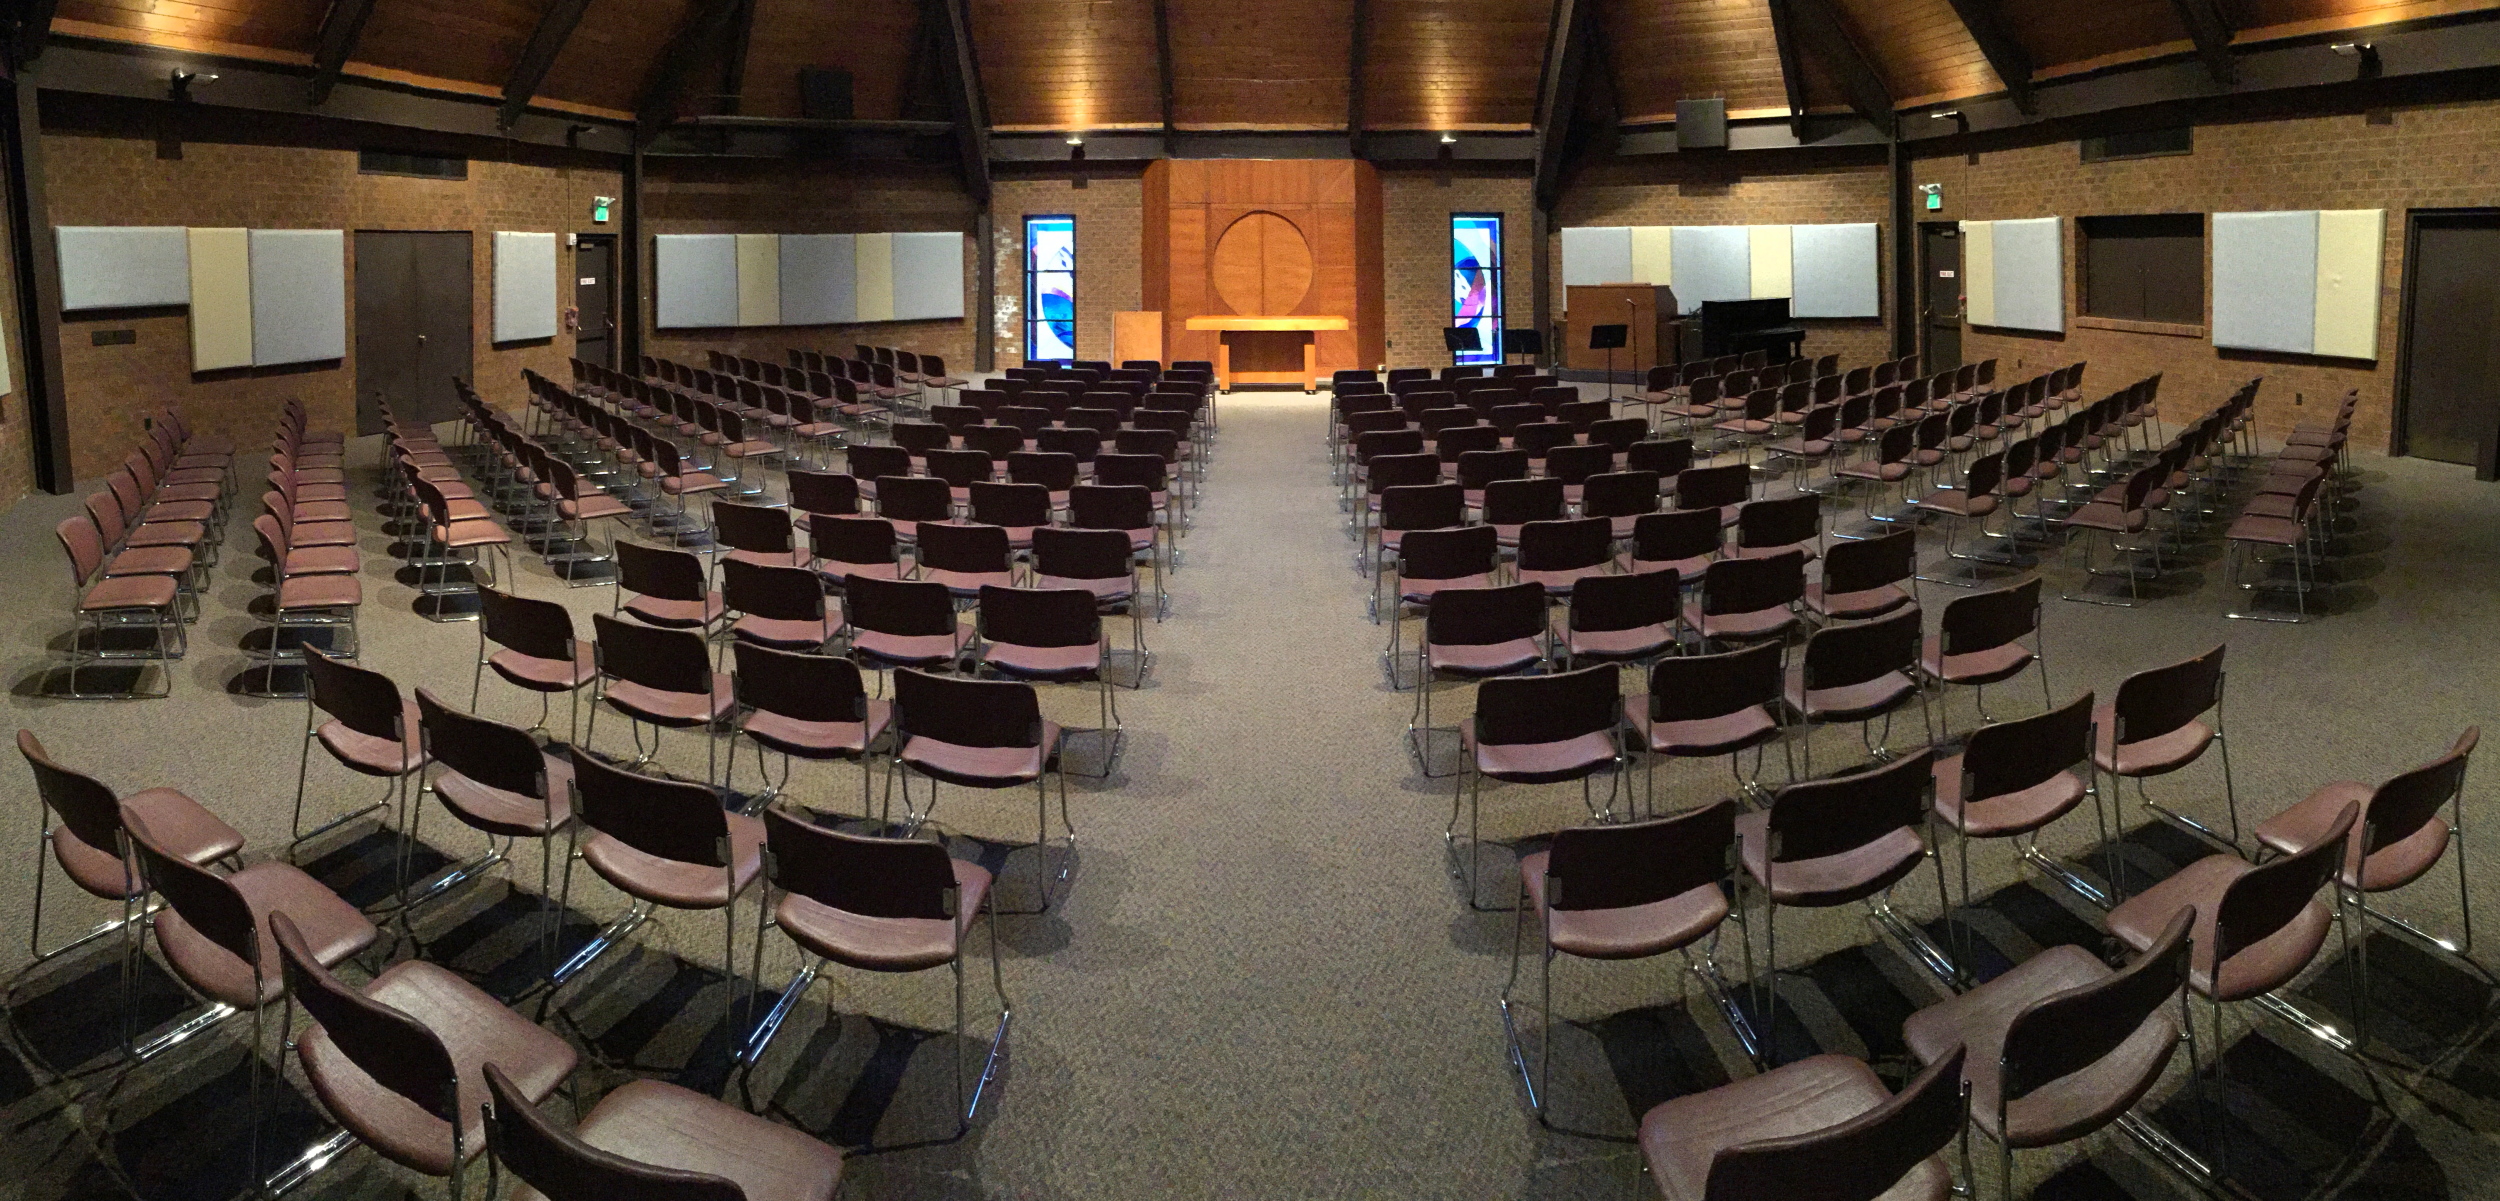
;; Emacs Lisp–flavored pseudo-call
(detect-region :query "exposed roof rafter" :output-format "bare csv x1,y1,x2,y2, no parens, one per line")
1765,0,1810,141
1784,0,1895,139
635,0,748,141
498,0,596,130
1346,0,1372,155
926,0,991,204
1153,0,1177,153
1532,0,1595,210
2171,0,2239,85
1942,0,2036,114
307,0,381,106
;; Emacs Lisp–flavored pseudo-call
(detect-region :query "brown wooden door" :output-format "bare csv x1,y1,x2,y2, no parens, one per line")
2399,212,2500,470
354,231,473,435
574,234,615,370
1920,222,1963,371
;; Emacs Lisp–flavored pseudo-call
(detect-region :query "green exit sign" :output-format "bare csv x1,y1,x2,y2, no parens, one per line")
592,195,615,223
1925,191,1943,211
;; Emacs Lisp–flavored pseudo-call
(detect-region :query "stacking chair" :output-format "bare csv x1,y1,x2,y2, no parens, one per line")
877,475,954,545
787,469,861,518
1637,1045,1967,1201
736,810,1009,1139
54,514,187,698
1740,750,1944,1062
1410,583,1548,774
291,649,426,866
2252,728,2478,1041
1514,516,1613,597
17,730,241,970
1692,550,1806,649
1674,463,1751,527
916,521,1018,598
722,559,844,652
588,613,735,786
1806,527,1915,622
1070,484,1168,609
1480,476,1565,548
844,575,974,674
809,514,906,589
976,585,1119,771
549,750,763,1027
1625,642,1788,810
1730,493,1821,562
1580,470,1661,539
1930,692,2106,945
473,585,595,745
1451,665,1625,910
888,669,1075,913
1386,524,1501,676
731,644,892,818
1033,525,1151,681
1901,909,2193,1201
710,500,802,570
1505,800,1744,1120
969,481,1053,549
1921,576,2049,725
2099,645,2240,852
407,689,574,958
614,540,726,631
1619,508,1720,584
1786,606,1928,778
1561,570,1677,667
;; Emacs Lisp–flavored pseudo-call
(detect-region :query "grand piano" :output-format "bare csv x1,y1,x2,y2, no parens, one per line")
1698,298,1806,364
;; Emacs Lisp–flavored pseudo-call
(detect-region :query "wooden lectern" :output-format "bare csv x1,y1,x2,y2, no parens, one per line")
1113,311,1164,366
1183,315,1353,389
1565,284,1681,373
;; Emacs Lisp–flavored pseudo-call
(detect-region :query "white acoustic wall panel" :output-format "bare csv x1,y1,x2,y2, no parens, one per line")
1628,226,1673,287
491,232,559,343
1988,217,2064,333
57,226,191,310
779,234,857,326
890,232,967,320
2213,211,2319,354
735,234,781,326
2311,209,2384,360
655,234,738,329
1961,222,1996,327
1790,223,1881,318
1561,226,1633,287
188,227,254,372
1670,225,1752,306
249,229,345,366
1747,226,1793,299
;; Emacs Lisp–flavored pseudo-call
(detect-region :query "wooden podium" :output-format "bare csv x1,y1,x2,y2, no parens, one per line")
1565,284,1681,373
1113,310,1164,366
1183,315,1352,389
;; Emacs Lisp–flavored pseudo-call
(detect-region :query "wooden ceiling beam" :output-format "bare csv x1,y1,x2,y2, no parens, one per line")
1532,0,1595,211
1942,0,2035,114
636,0,748,141
719,0,759,115
307,0,382,106
1345,0,1371,155
926,0,991,204
1153,0,1176,152
1765,0,1810,141
2170,0,2238,85
1783,0,1894,139
11,0,59,68
497,0,596,130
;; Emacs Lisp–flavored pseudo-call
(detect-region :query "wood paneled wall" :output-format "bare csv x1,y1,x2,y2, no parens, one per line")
1142,159,1384,375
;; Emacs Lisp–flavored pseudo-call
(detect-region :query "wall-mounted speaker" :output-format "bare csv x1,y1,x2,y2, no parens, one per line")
1676,99,1728,150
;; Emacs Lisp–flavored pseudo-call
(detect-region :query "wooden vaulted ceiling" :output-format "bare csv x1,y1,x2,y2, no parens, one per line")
43,0,2500,129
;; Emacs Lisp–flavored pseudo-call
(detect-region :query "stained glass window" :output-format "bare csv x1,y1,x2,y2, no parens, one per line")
1451,214,1504,365
1025,215,1076,362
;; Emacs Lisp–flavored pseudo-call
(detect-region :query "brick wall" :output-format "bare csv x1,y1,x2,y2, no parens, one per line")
42,104,619,482
641,159,978,376
1916,99,2500,447
0,137,33,507
1380,168,1534,371
1553,151,1896,371
992,173,1144,365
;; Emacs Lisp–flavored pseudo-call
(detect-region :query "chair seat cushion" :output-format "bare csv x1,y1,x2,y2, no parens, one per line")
433,749,573,838
298,959,579,1175
2254,780,2450,893
1566,623,1674,662
54,787,241,899
732,613,843,651
582,811,764,909
317,700,427,776
1639,1053,1951,1201
1920,636,2033,687
2106,853,2333,1001
624,591,726,629
276,573,363,609
286,545,361,575
1626,697,1778,757
1426,637,1544,677
604,673,735,728
1785,669,1918,722
742,699,894,760
491,640,597,691
1465,727,1617,784
105,545,194,578
511,1079,843,1201
2092,706,2212,777
155,860,377,1008
981,640,1102,680
1900,944,2177,1146
900,722,1062,787
1931,753,2087,838
851,625,975,668
1807,582,1910,621
1520,849,1728,960
1737,811,1927,907
775,858,991,972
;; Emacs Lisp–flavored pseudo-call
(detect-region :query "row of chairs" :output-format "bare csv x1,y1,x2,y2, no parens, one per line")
568,363,789,490
2220,390,2354,622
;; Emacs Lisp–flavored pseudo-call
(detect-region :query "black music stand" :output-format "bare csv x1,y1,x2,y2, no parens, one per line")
1442,325,1483,371
1502,327,1543,368
1588,323,1629,401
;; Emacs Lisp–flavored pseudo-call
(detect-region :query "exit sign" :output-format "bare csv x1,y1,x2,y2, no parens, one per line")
1925,191,1943,211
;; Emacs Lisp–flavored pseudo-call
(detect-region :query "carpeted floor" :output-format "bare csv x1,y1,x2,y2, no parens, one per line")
1,382,2497,1199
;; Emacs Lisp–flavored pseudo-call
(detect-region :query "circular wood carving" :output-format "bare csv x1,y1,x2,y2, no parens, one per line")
1211,210,1314,315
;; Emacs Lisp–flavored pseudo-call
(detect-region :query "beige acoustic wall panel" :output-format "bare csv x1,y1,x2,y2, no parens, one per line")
187,227,253,372
2312,209,2384,360
1629,227,1674,289
1748,226,1793,299
735,234,781,327
1960,221,1996,328
853,233,895,322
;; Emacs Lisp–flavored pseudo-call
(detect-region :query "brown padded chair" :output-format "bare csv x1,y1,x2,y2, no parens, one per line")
1411,582,1548,775
1784,606,1927,779
274,911,576,1196
1806,529,1917,626
889,669,1074,914
1620,507,1720,585
1387,524,1501,673
1902,909,2193,1200
292,647,425,857
1624,641,1789,810
721,559,844,653
410,689,575,962
1694,551,1806,649
843,574,975,674
732,643,893,819
1638,1043,1968,1201
1561,569,1678,667
2097,644,2238,852
17,729,242,966
738,809,1010,1137
474,584,597,746
1919,576,2049,725
1507,800,1740,1122
1452,665,1624,910
1514,517,1615,598
1930,693,2102,956
977,585,1119,762
614,540,727,631
483,1061,842,1201
588,613,737,787
1739,750,1941,1064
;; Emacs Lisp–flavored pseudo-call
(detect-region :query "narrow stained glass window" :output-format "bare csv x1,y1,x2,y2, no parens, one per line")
1025,216,1076,362
1451,214,1504,365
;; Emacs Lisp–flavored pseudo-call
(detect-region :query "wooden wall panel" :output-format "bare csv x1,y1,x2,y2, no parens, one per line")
1361,0,1546,130
538,0,700,113
740,0,919,119
1165,0,1357,129
1354,160,1382,367
972,0,1163,130
1607,0,1792,124
1829,0,1998,105
1998,0,2187,77
1142,162,1173,313
55,0,328,59
1148,160,1379,376
356,0,542,91
2237,0,2500,41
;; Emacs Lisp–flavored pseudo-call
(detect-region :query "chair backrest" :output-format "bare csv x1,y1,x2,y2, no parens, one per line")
1936,575,2040,657
1630,507,1721,565
17,729,129,872
2215,802,2356,978
271,911,461,1127
1397,525,1499,583
721,559,825,623
844,444,911,482
1424,582,1547,647
1481,477,1566,527
893,668,1041,748
710,499,792,556
1030,525,1132,583
2111,644,2225,746
121,803,261,972
1581,471,1662,519
842,574,959,637
1568,569,1678,634
761,806,956,922
1068,484,1155,532
979,585,1100,649
566,746,730,867
1820,529,1916,597
306,647,406,745
916,521,1011,574
2001,906,2192,1106
2360,728,2479,867
786,469,860,517
1703,1045,1968,1201
55,514,108,585
1676,464,1751,512
591,612,714,695
732,641,868,725
1765,749,1935,863
1701,550,1806,616
1735,494,1819,552
616,540,708,603
1546,799,1736,912
1094,453,1167,492
807,514,896,569
1959,690,2094,811
1516,516,1612,572
1379,483,1466,533
1474,664,1620,748
416,687,554,802
1801,606,1921,691
877,475,954,523
1544,443,1614,486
